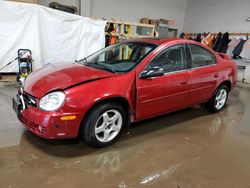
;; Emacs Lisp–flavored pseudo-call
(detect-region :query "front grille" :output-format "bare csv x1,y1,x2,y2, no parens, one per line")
23,92,37,107
17,89,47,135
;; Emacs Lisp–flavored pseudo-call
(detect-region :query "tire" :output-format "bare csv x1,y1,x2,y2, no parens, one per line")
81,102,127,147
205,85,229,113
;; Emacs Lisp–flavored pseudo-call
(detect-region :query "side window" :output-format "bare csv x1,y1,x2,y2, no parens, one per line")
146,44,187,73
189,44,216,68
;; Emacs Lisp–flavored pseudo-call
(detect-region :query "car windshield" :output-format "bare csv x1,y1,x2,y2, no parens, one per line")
79,42,157,73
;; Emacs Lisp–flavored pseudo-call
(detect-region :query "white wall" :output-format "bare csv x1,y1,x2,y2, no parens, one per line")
81,0,91,17
36,0,187,32
183,0,250,33
37,0,78,7
37,0,79,13
90,0,187,32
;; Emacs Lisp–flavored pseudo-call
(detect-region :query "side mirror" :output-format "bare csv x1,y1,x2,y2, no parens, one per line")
140,67,164,79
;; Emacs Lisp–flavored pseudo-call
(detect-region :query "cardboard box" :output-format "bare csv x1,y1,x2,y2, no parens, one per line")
140,18,150,24
159,19,169,25
149,19,158,25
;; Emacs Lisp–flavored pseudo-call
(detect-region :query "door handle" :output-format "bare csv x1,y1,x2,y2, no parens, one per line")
180,81,188,85
214,73,219,78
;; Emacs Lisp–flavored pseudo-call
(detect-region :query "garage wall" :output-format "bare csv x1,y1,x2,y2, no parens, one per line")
37,0,80,13
90,0,187,32
183,0,250,33
37,0,78,7
36,0,187,32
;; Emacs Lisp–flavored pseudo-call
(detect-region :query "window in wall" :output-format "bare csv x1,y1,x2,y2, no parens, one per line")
189,44,216,68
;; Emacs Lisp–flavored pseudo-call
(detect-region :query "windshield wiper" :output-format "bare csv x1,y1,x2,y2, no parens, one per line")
82,57,88,64
75,57,88,64
75,59,116,73
91,62,117,73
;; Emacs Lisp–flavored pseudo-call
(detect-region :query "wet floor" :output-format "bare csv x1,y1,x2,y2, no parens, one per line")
1,83,250,188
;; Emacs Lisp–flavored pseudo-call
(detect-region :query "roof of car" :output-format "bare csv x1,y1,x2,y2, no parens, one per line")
130,37,194,45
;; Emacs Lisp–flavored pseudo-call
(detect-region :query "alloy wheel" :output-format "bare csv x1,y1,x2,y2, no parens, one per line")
95,110,123,143
215,88,228,110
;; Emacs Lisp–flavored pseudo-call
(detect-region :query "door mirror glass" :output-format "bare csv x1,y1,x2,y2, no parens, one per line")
140,67,164,79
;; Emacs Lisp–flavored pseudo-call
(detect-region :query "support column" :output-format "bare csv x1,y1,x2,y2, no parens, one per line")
80,0,91,17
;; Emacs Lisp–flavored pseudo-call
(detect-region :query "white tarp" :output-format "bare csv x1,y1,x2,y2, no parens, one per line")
0,1,106,72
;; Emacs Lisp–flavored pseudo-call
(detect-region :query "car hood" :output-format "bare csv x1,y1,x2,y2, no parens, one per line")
24,63,114,98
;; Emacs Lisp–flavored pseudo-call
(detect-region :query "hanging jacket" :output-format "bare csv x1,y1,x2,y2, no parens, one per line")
179,32,185,38
213,32,222,52
240,39,250,60
201,33,214,48
219,32,230,53
232,38,247,58
226,38,241,57
195,33,202,42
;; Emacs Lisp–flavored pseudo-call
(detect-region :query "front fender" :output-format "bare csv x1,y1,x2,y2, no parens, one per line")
62,71,136,125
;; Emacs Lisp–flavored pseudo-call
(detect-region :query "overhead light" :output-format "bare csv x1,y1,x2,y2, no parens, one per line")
246,17,250,22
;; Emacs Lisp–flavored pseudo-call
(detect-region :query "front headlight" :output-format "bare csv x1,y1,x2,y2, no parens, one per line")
39,91,65,111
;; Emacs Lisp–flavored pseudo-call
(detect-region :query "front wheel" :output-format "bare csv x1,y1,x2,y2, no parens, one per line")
81,103,127,147
205,85,229,113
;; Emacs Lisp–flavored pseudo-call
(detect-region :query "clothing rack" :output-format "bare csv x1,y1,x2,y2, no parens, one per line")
189,32,250,36
227,32,250,36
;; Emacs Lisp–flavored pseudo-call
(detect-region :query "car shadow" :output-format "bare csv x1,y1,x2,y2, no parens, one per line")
20,106,211,158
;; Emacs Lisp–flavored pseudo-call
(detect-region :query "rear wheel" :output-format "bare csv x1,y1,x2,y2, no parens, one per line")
81,102,127,147
205,85,229,113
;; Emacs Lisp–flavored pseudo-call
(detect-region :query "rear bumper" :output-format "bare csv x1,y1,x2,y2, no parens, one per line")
17,105,82,139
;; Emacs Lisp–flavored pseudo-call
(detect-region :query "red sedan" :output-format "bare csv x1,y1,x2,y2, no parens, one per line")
12,38,237,147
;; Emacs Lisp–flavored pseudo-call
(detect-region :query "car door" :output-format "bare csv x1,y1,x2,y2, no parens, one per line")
187,44,219,105
136,44,191,120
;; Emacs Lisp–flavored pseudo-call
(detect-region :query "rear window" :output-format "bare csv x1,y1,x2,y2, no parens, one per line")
189,44,216,68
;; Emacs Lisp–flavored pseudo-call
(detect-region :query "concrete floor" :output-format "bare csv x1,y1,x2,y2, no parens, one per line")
1,83,250,188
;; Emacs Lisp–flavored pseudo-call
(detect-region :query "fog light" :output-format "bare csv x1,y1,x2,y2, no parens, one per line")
60,115,76,121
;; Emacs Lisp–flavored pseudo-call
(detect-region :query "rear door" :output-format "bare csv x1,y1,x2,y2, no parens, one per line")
136,44,191,120
187,44,219,105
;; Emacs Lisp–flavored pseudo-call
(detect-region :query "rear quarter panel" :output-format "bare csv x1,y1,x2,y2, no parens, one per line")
215,53,237,91
187,41,237,97
186,40,237,92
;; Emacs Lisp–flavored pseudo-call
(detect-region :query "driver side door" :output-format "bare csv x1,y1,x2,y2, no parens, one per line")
136,44,191,120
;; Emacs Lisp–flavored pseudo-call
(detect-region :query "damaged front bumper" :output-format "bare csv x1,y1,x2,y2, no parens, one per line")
12,91,81,139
